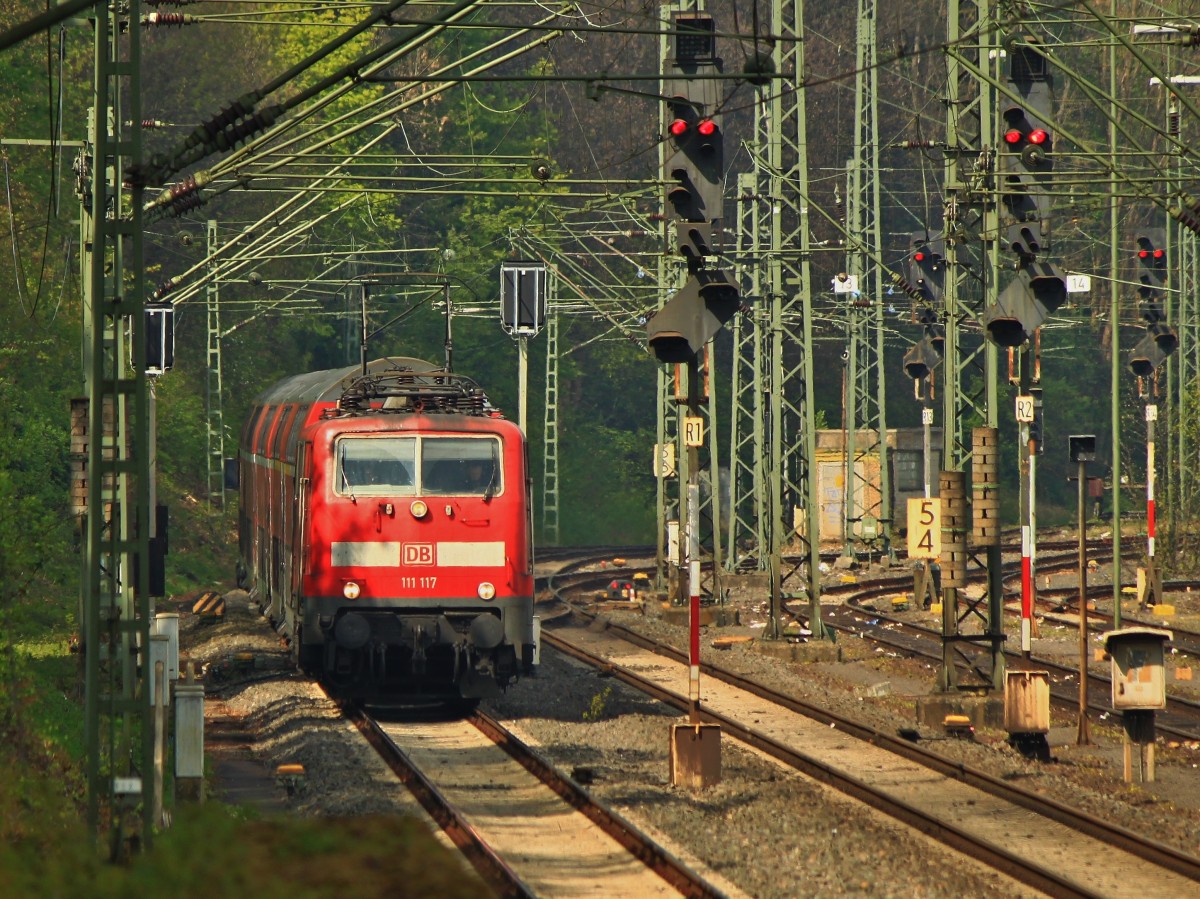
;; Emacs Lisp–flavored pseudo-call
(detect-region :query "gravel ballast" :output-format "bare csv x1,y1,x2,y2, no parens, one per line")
181,562,1200,898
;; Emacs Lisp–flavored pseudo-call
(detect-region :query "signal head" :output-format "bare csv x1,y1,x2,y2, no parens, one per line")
1135,232,1167,269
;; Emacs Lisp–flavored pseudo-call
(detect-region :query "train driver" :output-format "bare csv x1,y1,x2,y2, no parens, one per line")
462,459,493,492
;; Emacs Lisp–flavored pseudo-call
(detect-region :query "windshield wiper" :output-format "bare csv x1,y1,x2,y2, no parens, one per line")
483,450,499,502
340,458,358,503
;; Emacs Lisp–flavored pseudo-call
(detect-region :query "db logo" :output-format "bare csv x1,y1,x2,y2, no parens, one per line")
403,543,434,566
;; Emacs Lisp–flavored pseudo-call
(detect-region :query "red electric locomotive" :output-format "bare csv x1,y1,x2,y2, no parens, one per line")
237,357,537,702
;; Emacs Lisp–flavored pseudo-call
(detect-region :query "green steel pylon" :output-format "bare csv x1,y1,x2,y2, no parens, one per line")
939,0,1004,691
840,0,892,564
80,0,156,853
205,219,225,510
541,293,560,546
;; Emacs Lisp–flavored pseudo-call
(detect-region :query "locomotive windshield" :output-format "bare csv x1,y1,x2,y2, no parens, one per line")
335,435,501,497
421,437,500,497
337,436,417,494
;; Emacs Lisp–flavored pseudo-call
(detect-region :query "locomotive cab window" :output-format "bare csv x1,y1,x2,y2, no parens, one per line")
336,436,417,495
421,437,501,497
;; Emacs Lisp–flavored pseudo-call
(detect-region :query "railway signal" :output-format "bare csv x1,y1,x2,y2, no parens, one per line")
1129,325,1178,377
1135,229,1167,309
1129,228,1177,376
145,302,175,375
664,97,724,227
645,272,741,363
980,38,1067,347
907,233,944,304
902,334,941,381
499,261,546,337
647,13,741,364
901,304,943,383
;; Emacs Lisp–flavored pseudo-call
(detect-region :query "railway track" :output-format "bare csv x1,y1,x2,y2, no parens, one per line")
344,701,724,898
823,600,1200,742
816,550,1200,740
540,574,1200,896
543,543,1200,737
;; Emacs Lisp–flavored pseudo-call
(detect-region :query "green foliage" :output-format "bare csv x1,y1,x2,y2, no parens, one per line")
583,686,613,721
152,372,210,490
0,343,78,641
0,799,487,898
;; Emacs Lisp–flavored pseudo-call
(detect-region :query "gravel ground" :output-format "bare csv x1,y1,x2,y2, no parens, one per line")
178,553,1200,898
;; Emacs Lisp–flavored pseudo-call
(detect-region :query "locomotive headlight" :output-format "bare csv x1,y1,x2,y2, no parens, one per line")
410,500,429,519
343,581,361,600
477,582,496,601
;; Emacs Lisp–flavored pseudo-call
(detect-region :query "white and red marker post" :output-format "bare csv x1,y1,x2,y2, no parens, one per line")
687,481,701,719
1146,404,1156,563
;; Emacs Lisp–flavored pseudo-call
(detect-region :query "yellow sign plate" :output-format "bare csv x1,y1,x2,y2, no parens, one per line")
907,497,941,560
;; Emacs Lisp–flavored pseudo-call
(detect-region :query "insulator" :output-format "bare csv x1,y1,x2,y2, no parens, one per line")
149,171,211,216
209,105,281,154
188,98,256,151
144,0,199,5
1169,197,1200,235
894,140,936,149
141,119,169,129
141,12,196,27
889,271,926,302
1169,111,1181,137
167,191,205,217
151,278,180,302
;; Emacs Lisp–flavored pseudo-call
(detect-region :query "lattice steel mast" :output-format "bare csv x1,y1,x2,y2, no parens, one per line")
741,0,825,638
80,0,156,851
541,285,560,545
841,0,891,561
938,0,1004,689
205,219,225,510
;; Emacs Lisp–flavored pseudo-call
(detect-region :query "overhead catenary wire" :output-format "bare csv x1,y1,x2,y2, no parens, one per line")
143,0,1200,351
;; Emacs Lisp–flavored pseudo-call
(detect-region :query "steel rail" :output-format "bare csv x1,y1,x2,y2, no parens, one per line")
542,628,1102,899
469,709,721,899
544,615,1200,887
826,573,1200,737
344,706,536,899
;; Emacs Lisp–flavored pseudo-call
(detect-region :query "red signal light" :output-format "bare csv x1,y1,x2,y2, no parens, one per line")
1153,248,1165,260
697,118,716,136
668,119,689,138
914,251,926,262
1027,128,1049,145
1003,129,1023,145
1138,249,1151,259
